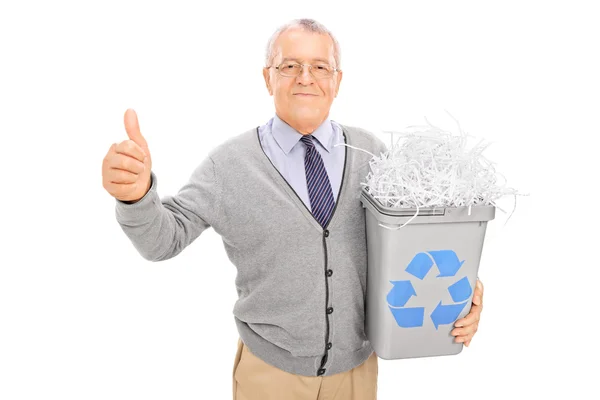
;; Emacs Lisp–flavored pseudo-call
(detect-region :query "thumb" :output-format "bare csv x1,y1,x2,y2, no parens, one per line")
124,108,149,156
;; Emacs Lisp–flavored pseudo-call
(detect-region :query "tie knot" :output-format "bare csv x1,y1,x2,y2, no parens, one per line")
300,135,315,149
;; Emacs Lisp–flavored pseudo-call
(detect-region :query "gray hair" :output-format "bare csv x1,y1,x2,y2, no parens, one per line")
264,18,341,69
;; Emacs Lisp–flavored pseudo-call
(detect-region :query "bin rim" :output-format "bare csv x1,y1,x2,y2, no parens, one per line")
360,186,496,218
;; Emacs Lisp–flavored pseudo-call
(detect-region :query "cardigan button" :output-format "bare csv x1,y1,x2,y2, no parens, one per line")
324,230,329,237
327,269,333,277
327,307,334,314
317,368,326,376
327,342,332,350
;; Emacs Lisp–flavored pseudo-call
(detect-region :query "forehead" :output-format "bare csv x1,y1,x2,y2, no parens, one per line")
272,28,335,64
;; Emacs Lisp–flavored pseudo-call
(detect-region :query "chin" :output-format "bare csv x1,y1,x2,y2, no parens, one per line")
293,107,322,119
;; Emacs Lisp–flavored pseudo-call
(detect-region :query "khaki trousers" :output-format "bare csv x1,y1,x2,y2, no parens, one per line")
232,338,378,400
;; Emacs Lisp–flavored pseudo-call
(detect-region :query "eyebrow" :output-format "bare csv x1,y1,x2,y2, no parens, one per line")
281,57,332,64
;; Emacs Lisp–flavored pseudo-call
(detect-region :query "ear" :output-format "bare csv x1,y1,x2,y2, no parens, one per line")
263,67,273,96
334,70,343,97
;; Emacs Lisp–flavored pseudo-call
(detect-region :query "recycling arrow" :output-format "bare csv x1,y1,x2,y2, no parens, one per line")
448,276,472,303
405,250,465,280
387,280,416,307
428,250,465,277
389,306,425,328
430,300,469,330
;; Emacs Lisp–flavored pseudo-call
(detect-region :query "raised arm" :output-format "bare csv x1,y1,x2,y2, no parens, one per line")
102,109,221,261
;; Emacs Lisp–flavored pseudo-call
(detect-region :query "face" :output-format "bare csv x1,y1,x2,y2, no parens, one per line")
262,28,343,134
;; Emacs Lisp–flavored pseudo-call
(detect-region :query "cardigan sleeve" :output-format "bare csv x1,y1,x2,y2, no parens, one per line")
114,156,222,261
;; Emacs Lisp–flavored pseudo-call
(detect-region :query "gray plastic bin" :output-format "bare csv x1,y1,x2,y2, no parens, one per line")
360,187,495,360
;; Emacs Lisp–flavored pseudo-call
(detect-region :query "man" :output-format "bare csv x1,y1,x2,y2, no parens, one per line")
102,18,484,400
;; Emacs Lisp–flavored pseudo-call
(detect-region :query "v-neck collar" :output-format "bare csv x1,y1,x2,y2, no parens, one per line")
271,114,336,154
255,125,349,233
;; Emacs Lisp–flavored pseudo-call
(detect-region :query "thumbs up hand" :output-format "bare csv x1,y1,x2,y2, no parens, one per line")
102,109,153,203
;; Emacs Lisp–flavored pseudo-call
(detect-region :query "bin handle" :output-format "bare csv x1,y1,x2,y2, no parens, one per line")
379,208,445,217
378,217,416,231
362,189,445,218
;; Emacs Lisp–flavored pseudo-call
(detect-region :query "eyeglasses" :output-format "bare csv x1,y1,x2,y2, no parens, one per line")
268,62,339,79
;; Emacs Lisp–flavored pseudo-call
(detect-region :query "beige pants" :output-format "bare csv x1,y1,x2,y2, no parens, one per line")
232,338,378,400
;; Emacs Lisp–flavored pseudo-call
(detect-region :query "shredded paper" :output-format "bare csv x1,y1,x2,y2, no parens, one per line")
340,113,524,229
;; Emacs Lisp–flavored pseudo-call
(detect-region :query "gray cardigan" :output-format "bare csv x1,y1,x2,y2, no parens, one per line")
115,124,387,376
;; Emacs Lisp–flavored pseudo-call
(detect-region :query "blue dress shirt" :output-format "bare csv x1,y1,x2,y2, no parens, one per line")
258,114,346,212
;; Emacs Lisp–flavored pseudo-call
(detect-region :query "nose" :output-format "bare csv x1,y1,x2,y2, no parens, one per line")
296,65,315,85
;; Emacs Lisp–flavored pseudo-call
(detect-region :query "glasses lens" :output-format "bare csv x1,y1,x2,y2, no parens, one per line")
278,63,301,77
311,64,333,78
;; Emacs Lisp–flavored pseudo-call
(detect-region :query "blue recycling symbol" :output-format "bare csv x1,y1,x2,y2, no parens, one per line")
386,250,472,330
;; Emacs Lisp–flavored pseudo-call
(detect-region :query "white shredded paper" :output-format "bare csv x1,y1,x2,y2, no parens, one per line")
336,113,525,229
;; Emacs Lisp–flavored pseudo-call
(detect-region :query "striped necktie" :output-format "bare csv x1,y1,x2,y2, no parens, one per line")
300,135,335,228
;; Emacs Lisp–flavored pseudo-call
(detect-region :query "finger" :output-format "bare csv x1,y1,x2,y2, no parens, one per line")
104,143,117,160
107,168,140,184
464,330,476,343
108,152,145,174
464,339,471,347
102,143,118,170
454,304,481,327
455,327,477,344
124,108,149,155
452,322,477,337
115,139,146,163
476,278,484,292
104,181,139,197
451,326,467,336
472,283,483,306
475,279,484,302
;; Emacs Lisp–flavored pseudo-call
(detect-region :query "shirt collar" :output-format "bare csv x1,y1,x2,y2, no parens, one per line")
271,113,335,155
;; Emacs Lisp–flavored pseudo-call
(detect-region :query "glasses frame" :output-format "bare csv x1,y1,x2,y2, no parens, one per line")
268,62,340,79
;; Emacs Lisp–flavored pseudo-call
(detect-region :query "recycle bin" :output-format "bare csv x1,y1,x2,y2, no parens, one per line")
360,187,495,360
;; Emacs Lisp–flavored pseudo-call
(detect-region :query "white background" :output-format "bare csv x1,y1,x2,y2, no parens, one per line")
1,0,598,399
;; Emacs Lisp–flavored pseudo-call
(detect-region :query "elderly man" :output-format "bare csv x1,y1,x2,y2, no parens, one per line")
102,18,484,400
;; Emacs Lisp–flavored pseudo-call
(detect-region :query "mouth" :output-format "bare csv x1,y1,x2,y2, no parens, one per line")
294,93,317,97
